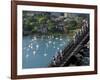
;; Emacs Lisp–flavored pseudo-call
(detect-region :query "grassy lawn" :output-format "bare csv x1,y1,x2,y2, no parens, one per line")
67,28,81,38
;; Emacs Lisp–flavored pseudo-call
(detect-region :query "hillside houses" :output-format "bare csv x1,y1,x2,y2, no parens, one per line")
23,11,88,35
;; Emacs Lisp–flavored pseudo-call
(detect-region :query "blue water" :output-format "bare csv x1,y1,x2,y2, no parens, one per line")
22,34,70,69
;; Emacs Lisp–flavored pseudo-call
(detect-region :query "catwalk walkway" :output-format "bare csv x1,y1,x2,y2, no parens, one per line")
49,20,89,67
